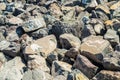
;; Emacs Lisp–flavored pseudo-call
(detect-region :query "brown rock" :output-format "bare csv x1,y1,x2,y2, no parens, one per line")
51,61,72,77
65,48,79,59
110,1,120,10
80,35,113,64
92,70,120,80
73,54,98,79
27,55,50,73
24,35,57,56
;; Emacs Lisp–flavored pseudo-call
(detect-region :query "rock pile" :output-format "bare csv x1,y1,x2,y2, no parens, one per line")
0,0,120,80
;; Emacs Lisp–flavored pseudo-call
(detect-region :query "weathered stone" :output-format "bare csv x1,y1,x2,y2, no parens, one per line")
51,60,72,77
0,32,5,42
49,3,63,19
102,52,120,71
60,33,81,49
0,41,21,57
50,20,82,39
0,3,6,10
94,24,104,34
30,28,48,39
24,35,57,56
67,69,89,80
81,24,96,39
22,15,46,32
110,1,120,10
0,15,8,25
54,75,67,80
80,35,113,64
27,55,50,73
0,57,25,80
6,30,19,42
8,17,23,25
0,52,7,69
73,54,98,79
65,48,79,59
104,29,119,47
22,69,53,80
92,70,120,80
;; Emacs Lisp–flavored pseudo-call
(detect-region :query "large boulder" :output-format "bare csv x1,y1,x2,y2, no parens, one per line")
0,57,25,80
73,54,98,79
80,35,113,64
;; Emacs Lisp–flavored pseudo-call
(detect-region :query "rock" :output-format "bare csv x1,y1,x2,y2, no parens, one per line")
73,54,98,79
47,50,58,65
51,60,72,77
22,15,46,32
0,40,21,57
27,55,50,73
62,0,81,6
80,35,113,64
22,69,53,80
30,28,48,39
67,69,89,80
8,17,23,25
50,20,82,39
0,52,7,69
54,75,67,80
24,35,57,57
49,3,63,19
102,52,120,71
81,24,96,39
0,15,8,25
6,30,19,42
104,29,119,47
110,1,120,10
94,23,104,34
92,70,120,80
112,7,120,20
0,57,25,80
0,32,5,42
65,48,79,59
0,3,6,10
60,33,81,49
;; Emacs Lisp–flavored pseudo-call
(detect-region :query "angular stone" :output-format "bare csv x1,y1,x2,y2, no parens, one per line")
67,69,89,80
6,30,19,42
24,35,57,56
49,3,63,19
110,1,120,10
8,17,23,25
104,29,119,47
92,70,120,80
0,41,21,57
0,32,5,42
60,33,81,49
22,16,46,32
54,75,67,80
94,24,104,34
65,48,79,59
0,57,25,80
102,52,120,71
81,24,96,39
51,61,72,77
80,35,113,64
27,55,50,73
30,28,48,39
0,3,6,10
73,54,98,79
22,69,53,80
